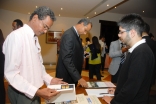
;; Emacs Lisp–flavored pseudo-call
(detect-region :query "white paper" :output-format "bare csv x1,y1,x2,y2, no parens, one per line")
46,84,76,103
87,82,116,88
85,89,114,97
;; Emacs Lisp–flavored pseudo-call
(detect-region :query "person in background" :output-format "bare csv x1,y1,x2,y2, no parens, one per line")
103,13,155,104
84,37,91,70
3,6,67,104
56,18,92,88
12,19,23,30
86,36,101,81
108,38,128,84
149,33,155,41
0,29,5,104
80,38,85,50
142,22,156,86
99,36,107,76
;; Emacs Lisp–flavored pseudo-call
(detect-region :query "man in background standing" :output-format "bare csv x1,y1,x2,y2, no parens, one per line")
108,38,128,83
56,18,92,87
99,36,107,76
12,19,23,30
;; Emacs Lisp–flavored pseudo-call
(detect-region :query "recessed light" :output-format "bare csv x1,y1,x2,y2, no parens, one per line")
28,12,30,14
115,7,116,8
107,4,109,6
87,17,89,18
95,12,96,14
61,8,63,10
36,6,38,8
143,11,145,12
59,14,61,16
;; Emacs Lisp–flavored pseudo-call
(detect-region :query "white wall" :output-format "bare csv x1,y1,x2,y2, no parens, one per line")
0,9,156,64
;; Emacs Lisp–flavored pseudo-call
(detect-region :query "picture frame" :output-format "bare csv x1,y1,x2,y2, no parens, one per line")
46,31,62,44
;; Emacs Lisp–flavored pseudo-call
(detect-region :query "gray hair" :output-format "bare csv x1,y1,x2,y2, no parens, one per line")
29,6,56,21
118,13,144,36
77,18,92,27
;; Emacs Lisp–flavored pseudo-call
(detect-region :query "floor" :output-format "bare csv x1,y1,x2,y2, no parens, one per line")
4,65,156,104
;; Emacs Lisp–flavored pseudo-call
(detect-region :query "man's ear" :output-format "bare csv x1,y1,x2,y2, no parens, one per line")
129,29,136,38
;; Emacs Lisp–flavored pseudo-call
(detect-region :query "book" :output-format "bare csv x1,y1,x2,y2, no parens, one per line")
85,89,114,98
48,84,74,91
46,84,76,103
87,81,116,88
55,94,101,104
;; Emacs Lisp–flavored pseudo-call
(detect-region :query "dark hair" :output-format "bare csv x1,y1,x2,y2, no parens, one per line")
143,22,150,34
77,18,92,27
86,37,90,42
99,35,105,39
149,33,154,38
118,13,144,36
92,36,101,52
29,6,56,21
13,19,23,27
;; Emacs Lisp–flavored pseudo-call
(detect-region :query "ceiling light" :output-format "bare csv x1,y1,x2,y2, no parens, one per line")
95,12,96,14
107,4,109,6
143,11,144,13
87,17,89,18
61,8,63,10
59,14,61,16
36,6,38,8
28,12,30,14
115,7,116,8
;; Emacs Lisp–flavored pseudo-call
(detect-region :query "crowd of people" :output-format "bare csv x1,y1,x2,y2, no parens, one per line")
0,6,156,104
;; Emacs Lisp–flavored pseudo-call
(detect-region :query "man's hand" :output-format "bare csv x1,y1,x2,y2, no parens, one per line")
50,78,68,85
78,78,88,88
36,88,59,100
121,47,128,53
102,96,112,104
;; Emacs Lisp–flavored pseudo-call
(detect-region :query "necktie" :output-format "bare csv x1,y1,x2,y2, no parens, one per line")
120,43,125,64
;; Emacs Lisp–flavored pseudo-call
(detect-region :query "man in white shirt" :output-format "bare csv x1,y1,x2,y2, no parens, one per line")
3,6,67,104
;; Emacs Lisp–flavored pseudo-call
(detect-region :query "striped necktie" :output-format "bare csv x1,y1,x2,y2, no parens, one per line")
120,43,125,64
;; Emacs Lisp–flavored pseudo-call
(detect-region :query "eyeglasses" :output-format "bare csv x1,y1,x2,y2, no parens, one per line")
41,20,50,30
118,30,130,34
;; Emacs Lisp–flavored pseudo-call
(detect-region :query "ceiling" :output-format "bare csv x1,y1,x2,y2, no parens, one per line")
0,0,156,19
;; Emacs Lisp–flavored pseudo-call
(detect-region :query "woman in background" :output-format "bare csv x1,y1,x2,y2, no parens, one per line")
86,36,101,80
0,29,5,104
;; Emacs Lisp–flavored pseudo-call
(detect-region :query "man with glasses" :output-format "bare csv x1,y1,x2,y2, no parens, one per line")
56,18,92,88
3,6,67,104
103,13,155,104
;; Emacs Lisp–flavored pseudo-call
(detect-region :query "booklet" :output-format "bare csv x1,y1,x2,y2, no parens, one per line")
86,89,114,97
87,81,116,88
55,94,101,104
48,84,74,91
46,84,76,103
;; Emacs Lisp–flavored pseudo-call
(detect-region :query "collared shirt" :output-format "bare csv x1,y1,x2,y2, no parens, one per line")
129,39,146,53
73,26,79,37
3,24,53,99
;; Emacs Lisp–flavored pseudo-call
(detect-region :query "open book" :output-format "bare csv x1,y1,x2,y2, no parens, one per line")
87,81,116,88
55,94,101,104
46,84,76,103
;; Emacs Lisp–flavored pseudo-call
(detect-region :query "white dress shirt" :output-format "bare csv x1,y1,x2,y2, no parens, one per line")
3,24,53,99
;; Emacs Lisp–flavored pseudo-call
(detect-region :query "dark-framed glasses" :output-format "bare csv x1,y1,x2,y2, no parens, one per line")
118,30,130,34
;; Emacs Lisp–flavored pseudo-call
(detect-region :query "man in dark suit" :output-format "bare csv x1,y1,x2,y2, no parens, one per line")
142,22,156,86
56,18,92,87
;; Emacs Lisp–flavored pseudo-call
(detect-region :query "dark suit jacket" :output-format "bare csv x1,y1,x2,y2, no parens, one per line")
142,36,156,85
56,27,84,85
